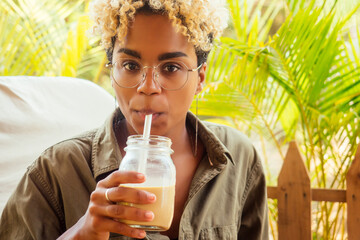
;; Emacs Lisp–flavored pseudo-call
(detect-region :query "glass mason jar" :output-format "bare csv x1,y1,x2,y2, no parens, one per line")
118,135,176,231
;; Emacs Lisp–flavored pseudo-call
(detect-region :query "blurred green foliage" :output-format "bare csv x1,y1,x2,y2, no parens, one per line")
1,0,360,239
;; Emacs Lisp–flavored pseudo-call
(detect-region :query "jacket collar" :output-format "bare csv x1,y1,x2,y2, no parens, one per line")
186,111,234,167
91,110,233,180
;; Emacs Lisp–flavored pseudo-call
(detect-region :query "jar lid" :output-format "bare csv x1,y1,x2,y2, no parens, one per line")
125,135,173,153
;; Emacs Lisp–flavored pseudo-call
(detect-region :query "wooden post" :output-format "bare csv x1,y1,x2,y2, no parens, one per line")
346,144,360,240
278,141,311,240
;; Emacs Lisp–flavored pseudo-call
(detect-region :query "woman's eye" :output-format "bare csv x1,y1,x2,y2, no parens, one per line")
123,62,139,71
163,64,181,73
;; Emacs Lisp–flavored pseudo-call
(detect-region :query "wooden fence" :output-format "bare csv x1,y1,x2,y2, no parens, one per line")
266,141,360,240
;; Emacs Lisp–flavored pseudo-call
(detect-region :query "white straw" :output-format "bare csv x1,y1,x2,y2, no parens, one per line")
143,114,152,139
138,114,152,174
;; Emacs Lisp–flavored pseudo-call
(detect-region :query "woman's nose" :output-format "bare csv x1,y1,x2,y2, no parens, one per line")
136,68,162,95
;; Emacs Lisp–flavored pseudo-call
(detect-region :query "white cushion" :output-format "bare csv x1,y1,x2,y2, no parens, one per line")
0,76,114,213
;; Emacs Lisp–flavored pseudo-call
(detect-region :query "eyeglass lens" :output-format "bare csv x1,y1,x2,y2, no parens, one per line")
111,59,197,90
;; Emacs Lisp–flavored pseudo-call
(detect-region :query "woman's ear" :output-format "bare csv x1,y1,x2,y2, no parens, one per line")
195,63,207,95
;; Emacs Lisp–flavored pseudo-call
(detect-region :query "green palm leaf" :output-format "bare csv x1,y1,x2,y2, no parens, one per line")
227,0,283,44
1,0,86,76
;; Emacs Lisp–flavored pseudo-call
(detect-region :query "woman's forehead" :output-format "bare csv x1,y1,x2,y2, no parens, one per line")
113,14,197,61
125,14,187,45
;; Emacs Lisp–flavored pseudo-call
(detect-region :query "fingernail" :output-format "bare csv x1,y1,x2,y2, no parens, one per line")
148,193,156,201
138,231,146,238
145,211,154,219
136,173,144,180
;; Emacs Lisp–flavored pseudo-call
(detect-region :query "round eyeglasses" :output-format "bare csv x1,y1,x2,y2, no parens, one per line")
107,58,202,91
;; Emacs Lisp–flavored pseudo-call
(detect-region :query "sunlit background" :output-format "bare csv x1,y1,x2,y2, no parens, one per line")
1,0,360,239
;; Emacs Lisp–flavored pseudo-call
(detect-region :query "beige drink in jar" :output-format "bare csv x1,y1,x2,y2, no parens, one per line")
119,185,175,230
118,135,176,231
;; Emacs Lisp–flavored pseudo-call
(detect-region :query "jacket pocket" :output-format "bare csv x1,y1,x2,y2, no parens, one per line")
199,225,237,240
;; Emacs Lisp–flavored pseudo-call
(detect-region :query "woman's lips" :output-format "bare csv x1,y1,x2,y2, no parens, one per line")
133,110,163,120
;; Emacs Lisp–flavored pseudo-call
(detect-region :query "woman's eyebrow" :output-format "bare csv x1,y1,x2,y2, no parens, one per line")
117,49,187,61
158,52,188,61
117,48,141,59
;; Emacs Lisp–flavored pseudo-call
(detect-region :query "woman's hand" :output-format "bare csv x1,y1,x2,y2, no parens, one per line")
58,171,156,240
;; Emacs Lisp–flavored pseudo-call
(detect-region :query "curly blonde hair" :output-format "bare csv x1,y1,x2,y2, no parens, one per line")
90,0,228,64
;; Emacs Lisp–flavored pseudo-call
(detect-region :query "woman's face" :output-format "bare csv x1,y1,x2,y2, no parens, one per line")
112,14,205,137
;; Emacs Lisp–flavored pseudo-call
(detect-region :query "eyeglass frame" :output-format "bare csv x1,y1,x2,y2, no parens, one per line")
106,59,203,91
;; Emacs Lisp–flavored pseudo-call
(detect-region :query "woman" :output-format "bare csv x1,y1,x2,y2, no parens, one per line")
0,0,269,239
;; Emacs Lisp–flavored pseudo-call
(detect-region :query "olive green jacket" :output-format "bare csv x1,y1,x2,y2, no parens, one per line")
0,110,269,240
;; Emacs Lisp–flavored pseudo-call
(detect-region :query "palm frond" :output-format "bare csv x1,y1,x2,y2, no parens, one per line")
199,43,289,158
1,0,86,76
226,0,283,44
